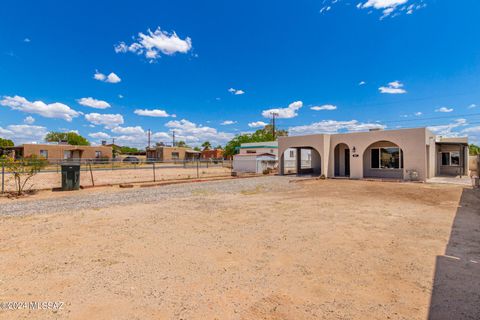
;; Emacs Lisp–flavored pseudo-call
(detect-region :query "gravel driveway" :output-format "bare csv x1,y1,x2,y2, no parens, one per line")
0,176,298,216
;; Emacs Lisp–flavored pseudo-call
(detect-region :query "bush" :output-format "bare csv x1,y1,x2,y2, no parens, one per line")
4,155,47,195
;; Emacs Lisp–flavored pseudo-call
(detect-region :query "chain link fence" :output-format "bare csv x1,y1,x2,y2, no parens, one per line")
0,158,233,193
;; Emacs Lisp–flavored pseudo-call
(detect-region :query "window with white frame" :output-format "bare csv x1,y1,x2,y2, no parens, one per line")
63,150,71,159
95,151,102,158
441,151,460,166
289,150,295,157
39,150,48,159
371,147,403,169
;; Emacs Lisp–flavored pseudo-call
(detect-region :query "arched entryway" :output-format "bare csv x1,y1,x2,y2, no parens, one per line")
334,143,350,177
362,140,404,179
281,147,322,176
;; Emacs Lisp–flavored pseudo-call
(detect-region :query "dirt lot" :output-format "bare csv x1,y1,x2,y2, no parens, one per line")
0,177,478,319
2,165,231,191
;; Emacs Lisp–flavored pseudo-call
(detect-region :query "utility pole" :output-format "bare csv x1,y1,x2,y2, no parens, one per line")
147,129,151,149
271,112,278,140
172,130,176,147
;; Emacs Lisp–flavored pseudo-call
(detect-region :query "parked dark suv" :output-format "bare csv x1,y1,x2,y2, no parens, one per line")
122,156,140,164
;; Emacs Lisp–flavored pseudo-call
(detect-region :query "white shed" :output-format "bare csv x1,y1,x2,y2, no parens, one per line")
233,153,277,173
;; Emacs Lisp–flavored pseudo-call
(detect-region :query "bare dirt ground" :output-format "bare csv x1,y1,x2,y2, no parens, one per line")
0,177,478,320
2,166,231,191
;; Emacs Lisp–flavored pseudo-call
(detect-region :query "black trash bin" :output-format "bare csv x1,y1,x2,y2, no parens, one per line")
61,163,81,191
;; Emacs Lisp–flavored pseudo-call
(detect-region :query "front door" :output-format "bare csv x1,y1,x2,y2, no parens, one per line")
345,149,350,176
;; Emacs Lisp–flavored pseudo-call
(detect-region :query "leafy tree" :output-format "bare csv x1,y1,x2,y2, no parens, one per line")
0,138,14,147
193,146,201,151
4,155,47,196
176,140,188,148
224,125,288,157
470,144,480,156
45,132,90,146
119,146,141,154
215,145,223,150
201,141,212,150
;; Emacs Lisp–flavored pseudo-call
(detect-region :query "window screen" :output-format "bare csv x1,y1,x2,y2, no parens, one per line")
450,152,460,166
371,148,380,168
441,152,449,166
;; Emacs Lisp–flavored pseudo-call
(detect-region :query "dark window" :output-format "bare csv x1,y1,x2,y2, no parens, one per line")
450,152,460,166
246,150,256,154
381,147,400,169
171,152,179,160
371,149,380,168
441,152,449,166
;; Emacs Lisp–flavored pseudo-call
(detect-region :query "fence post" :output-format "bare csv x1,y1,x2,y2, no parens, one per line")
1,160,4,194
153,162,156,182
196,158,199,178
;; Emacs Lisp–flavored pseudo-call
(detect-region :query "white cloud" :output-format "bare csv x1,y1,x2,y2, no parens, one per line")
359,81,366,86
88,132,111,139
85,113,124,128
310,104,337,111
115,27,192,62
111,126,145,135
414,112,422,116
221,120,237,125
77,97,111,109
428,119,467,137
228,88,245,95
262,101,303,119
468,104,477,109
358,0,422,19
435,107,453,113
248,121,268,128
379,81,407,94
0,124,48,145
118,94,124,99
23,38,31,43
94,70,121,83
23,116,35,124
0,95,80,122
165,119,234,145
462,126,480,134
289,120,386,135
134,109,175,117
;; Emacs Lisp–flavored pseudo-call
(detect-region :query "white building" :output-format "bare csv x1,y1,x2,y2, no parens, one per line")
233,141,296,173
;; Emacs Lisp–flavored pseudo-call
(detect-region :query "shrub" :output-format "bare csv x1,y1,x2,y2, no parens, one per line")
4,155,47,195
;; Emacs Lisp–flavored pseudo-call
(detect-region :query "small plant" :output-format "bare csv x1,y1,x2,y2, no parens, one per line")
4,155,47,196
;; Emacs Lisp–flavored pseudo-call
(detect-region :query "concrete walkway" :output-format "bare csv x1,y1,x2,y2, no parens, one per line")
427,176,474,186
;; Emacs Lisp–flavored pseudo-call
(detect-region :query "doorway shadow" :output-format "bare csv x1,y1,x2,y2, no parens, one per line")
428,188,480,320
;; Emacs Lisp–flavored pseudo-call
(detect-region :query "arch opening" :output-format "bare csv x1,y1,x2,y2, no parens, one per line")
281,147,321,176
362,140,404,179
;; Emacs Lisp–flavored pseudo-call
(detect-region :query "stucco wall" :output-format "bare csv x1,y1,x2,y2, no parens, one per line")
22,144,112,160
278,134,328,176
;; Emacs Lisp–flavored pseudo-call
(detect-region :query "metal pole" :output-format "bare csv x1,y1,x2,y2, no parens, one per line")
1,160,4,194
196,158,199,178
153,162,156,182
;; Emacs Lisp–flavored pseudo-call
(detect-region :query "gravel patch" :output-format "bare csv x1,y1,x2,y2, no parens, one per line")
0,176,299,216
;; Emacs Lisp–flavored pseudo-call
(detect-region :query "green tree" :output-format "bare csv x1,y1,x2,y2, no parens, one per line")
470,144,480,155
193,146,201,151
224,125,288,157
215,145,223,150
45,132,90,146
201,141,212,150
0,138,14,147
176,141,188,148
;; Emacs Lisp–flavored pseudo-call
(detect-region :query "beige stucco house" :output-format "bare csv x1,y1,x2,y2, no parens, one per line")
278,127,469,181
2,143,112,161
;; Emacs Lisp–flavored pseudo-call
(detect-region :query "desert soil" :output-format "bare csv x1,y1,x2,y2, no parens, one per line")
0,177,478,320
1,166,231,192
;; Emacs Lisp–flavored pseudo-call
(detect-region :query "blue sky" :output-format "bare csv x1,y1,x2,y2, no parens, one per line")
1,0,479,147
